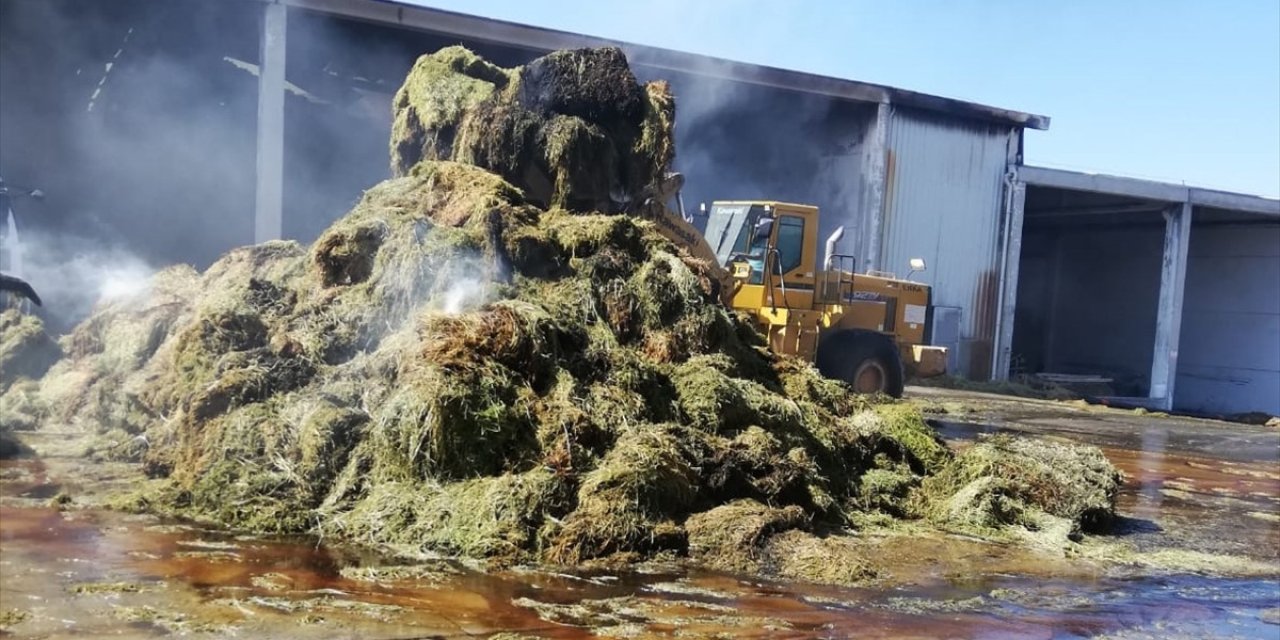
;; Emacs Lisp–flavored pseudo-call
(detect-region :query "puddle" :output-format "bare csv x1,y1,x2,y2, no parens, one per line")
2,500,1276,639
2,411,1278,638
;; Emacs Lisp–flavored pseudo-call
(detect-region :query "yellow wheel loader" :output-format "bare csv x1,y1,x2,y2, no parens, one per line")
637,173,948,397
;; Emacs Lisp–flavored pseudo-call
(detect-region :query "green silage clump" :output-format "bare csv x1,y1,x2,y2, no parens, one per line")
0,309,61,392
549,424,700,563
392,46,675,213
287,396,369,503
148,390,371,534
856,466,917,516
85,427,149,463
374,360,536,481
0,379,42,431
406,160,532,227
145,243,308,419
61,264,199,369
685,500,877,586
671,356,753,433
702,426,822,508
773,357,871,418
391,46,514,176
632,251,707,329
168,400,317,533
325,468,568,563
540,117,627,212
863,402,952,475
918,434,1123,537
626,250,743,364
635,80,676,180
686,499,806,574
499,211,654,283
764,530,878,586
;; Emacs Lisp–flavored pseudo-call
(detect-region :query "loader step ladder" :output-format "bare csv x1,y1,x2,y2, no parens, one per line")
819,254,858,305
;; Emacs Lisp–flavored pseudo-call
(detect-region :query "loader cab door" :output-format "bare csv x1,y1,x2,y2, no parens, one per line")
753,204,821,360
708,201,817,309
771,211,813,287
762,205,817,307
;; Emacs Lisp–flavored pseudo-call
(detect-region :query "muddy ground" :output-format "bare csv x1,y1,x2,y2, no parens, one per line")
1,388,1276,639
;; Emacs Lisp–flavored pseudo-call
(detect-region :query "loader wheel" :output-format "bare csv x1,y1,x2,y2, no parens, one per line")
815,330,906,398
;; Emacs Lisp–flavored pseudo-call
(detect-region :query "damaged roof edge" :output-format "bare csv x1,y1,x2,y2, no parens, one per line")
273,0,1051,131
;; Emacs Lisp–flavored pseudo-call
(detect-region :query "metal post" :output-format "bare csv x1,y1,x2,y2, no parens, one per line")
860,102,891,272
1149,201,1192,409
254,1,287,243
992,170,1026,381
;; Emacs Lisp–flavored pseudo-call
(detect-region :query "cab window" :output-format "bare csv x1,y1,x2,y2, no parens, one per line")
775,215,805,274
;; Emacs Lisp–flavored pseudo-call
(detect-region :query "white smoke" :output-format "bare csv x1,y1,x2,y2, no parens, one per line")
15,228,157,331
441,276,487,315
97,259,154,301
436,245,505,316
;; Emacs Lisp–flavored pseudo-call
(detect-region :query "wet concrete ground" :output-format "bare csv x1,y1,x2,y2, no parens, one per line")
1,389,1277,638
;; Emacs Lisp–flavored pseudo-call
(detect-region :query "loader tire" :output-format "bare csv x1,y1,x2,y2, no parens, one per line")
815,330,905,398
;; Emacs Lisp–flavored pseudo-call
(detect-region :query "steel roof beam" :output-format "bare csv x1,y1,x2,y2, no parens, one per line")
272,0,1050,130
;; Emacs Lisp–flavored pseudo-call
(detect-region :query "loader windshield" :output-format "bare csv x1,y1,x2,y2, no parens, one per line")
706,203,770,267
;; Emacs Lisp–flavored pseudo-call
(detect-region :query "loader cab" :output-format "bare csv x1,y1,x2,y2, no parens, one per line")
704,201,819,296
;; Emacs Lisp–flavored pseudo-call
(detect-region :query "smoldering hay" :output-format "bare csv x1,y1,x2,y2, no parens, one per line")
0,46,1122,582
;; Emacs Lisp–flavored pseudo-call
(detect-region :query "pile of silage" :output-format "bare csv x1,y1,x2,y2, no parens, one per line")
0,46,1124,581
1,310,61,456
0,310,61,395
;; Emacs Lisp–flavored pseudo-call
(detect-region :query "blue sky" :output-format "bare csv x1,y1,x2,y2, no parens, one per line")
410,0,1280,198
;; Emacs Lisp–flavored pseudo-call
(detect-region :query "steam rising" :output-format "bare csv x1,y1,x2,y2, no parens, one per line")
18,229,156,331
98,261,154,301
441,277,488,315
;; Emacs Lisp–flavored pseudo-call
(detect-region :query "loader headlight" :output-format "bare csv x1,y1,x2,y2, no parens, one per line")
907,258,926,279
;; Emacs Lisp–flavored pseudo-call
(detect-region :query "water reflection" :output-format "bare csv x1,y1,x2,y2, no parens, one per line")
1134,426,1168,520
3,499,1277,640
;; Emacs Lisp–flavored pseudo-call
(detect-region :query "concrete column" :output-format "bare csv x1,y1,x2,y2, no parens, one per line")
1149,201,1192,409
254,1,287,243
992,171,1026,381
1043,231,1065,369
860,102,891,272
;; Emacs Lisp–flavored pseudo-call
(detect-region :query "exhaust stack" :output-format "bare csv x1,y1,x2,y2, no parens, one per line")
824,226,845,270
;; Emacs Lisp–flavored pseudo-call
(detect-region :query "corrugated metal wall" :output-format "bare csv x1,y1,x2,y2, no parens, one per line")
881,107,1014,378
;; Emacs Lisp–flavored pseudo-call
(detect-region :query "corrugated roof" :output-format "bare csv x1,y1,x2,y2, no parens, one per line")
274,0,1051,130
